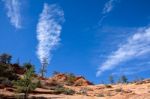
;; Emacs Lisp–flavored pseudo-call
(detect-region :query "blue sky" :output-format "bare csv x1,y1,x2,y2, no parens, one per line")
0,0,150,84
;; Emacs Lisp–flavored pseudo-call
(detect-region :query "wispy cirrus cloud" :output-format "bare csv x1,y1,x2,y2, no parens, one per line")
102,0,118,14
96,27,150,76
2,0,22,29
36,3,64,66
113,65,150,76
99,0,119,26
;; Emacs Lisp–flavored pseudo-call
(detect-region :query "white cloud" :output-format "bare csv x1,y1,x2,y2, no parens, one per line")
99,0,119,26
96,27,150,76
112,64,150,75
102,0,118,14
2,0,22,29
36,3,64,65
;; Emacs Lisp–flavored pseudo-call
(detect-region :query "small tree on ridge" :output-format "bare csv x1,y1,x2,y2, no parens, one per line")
13,67,38,99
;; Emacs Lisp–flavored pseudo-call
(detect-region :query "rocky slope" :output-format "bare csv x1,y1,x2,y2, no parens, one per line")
0,74,150,99
46,73,93,86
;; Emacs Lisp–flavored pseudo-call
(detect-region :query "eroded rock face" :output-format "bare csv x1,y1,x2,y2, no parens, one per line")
135,79,150,85
46,73,93,86
11,64,26,75
74,76,93,86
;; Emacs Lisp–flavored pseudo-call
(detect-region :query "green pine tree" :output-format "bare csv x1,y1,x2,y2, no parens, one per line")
13,67,38,99
118,75,128,84
109,75,114,84
121,75,128,83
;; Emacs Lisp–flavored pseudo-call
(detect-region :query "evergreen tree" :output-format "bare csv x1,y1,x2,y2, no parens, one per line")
0,53,12,64
118,75,128,83
13,67,38,99
23,62,34,70
40,58,48,77
109,75,114,84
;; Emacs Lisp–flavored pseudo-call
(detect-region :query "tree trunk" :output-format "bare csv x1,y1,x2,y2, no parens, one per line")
24,92,28,99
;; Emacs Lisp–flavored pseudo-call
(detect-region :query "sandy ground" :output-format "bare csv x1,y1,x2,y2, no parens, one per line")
1,81,150,99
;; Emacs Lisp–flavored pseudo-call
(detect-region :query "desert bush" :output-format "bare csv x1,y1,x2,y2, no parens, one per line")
66,73,76,86
0,64,15,79
105,84,112,88
23,62,35,70
0,63,18,86
63,88,75,95
38,80,63,90
115,88,122,92
48,84,63,90
78,87,89,95
97,93,104,97
53,85,75,95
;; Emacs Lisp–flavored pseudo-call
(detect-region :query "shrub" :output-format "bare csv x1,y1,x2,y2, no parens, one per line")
105,84,112,88
97,93,104,97
115,88,122,92
63,88,75,95
66,73,76,86
23,62,34,70
53,85,75,95
54,86,64,94
78,87,88,95
0,63,18,86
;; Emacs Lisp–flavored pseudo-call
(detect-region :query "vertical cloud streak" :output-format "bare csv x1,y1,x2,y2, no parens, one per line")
97,27,150,76
36,3,64,66
2,0,22,29
99,0,119,26
102,0,117,14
